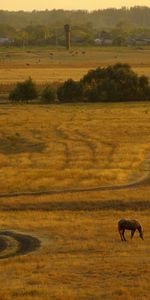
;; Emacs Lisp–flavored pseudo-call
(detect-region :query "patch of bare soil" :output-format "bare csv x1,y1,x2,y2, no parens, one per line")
0,231,40,259
0,135,45,154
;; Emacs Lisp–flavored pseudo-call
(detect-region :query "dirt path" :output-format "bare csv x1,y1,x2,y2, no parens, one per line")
0,171,149,199
0,173,149,259
0,231,41,259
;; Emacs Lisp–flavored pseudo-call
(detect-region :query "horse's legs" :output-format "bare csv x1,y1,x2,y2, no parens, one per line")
131,229,135,239
122,229,127,241
119,229,124,241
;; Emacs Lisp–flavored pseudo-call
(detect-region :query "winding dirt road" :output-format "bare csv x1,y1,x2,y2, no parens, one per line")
0,171,149,259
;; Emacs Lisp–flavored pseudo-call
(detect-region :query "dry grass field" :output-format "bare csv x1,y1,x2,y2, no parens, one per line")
0,102,150,193
0,46,150,87
0,102,150,299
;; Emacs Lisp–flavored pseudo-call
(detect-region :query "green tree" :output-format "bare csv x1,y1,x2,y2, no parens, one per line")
81,63,150,102
41,85,56,103
57,79,83,102
15,30,29,47
0,24,16,38
9,77,38,103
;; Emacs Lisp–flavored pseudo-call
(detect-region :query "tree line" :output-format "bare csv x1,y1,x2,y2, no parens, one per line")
9,63,150,103
1,7,150,29
1,7,150,46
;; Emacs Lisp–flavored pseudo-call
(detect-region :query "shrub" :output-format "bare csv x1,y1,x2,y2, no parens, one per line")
80,63,150,102
41,85,56,103
9,77,38,103
57,79,83,102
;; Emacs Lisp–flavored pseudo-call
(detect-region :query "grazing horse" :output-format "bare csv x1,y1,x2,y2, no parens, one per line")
118,219,144,241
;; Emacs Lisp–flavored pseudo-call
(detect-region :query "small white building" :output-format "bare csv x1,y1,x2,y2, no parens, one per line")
94,38,103,45
0,38,12,45
94,38,113,46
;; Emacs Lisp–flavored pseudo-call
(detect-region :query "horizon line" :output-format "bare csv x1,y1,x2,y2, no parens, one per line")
1,5,150,13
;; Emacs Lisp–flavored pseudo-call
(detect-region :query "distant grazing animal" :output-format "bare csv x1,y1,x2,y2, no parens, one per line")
118,219,144,241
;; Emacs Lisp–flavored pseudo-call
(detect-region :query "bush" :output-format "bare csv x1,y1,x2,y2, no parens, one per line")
57,79,83,102
80,63,150,102
41,85,56,103
9,77,38,103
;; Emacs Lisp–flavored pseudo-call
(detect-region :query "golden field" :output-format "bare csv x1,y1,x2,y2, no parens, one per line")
0,102,150,299
0,102,150,193
0,46,150,86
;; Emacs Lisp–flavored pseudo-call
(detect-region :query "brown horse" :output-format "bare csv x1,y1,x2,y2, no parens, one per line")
118,219,144,241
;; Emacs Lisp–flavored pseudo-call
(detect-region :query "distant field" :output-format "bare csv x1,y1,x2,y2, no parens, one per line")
0,46,150,86
0,102,150,299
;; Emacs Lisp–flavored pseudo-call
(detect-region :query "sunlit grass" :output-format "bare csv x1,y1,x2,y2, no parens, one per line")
0,102,150,193
0,210,149,300
0,44,150,300
0,101,150,299
0,46,150,86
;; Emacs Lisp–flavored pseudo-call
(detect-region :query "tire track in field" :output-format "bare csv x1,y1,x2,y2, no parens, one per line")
0,171,149,199
0,130,149,198
101,140,117,166
0,231,40,259
75,130,97,165
55,126,117,168
54,126,98,168
53,126,72,168
75,131,117,167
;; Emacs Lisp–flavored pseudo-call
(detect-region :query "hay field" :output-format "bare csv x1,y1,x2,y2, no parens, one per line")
0,102,150,299
0,102,150,194
0,46,150,85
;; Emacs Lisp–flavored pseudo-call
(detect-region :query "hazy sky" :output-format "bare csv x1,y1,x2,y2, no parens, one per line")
0,0,150,11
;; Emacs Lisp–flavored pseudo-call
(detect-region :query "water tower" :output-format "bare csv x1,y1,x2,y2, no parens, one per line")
64,24,71,50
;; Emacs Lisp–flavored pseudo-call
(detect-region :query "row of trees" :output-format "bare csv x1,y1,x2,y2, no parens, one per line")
1,7,150,29
9,78,56,103
9,64,150,103
1,23,150,47
1,7,150,46
0,24,94,46
0,21,150,47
